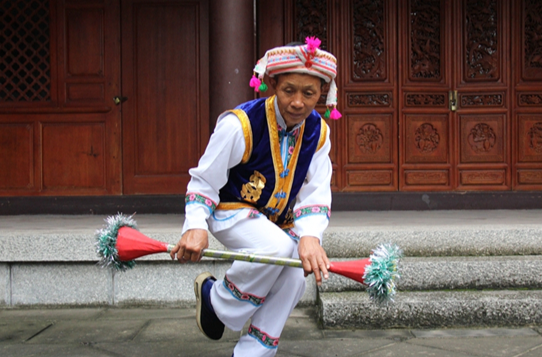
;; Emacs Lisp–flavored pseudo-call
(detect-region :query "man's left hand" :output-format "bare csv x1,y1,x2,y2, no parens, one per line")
298,236,330,286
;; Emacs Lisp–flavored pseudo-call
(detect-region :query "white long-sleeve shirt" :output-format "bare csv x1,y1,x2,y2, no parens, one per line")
182,98,332,243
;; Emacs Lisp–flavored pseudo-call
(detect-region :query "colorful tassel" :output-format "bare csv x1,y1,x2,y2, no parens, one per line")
258,82,268,92
95,213,137,271
324,108,331,119
329,108,342,120
363,243,403,304
249,75,261,92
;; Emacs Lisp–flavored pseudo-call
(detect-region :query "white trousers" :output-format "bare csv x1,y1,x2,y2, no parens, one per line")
210,215,306,357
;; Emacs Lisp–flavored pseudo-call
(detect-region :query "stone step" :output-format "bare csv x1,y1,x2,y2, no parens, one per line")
2,212,541,309
3,225,541,263
321,255,542,292
318,290,542,329
323,227,542,258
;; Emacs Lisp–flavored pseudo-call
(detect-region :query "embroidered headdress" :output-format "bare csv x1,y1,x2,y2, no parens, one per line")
249,37,341,120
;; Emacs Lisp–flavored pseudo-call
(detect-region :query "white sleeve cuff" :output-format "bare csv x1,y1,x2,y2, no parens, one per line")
293,214,329,243
182,204,210,235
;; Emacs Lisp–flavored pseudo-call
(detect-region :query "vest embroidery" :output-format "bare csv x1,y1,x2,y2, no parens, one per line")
218,96,322,227
241,171,266,203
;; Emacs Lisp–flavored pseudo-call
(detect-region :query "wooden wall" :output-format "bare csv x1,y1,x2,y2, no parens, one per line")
258,0,542,192
0,0,208,196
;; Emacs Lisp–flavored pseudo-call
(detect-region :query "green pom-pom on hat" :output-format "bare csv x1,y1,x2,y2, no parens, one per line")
258,82,268,92
95,213,138,271
324,108,331,119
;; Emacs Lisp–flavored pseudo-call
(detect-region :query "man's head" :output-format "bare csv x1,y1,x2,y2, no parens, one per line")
250,37,341,120
269,73,322,130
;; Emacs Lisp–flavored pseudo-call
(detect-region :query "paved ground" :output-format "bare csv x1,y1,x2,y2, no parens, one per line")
1,307,542,357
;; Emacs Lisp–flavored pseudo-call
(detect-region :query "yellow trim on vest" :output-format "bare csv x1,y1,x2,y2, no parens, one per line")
217,202,255,210
317,119,327,152
229,109,253,164
264,96,282,223
279,221,294,229
263,96,306,223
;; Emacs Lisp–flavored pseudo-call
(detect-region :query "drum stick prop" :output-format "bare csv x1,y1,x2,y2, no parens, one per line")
95,214,402,304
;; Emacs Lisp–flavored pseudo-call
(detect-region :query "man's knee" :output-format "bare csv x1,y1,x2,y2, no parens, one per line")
286,266,306,290
265,236,297,258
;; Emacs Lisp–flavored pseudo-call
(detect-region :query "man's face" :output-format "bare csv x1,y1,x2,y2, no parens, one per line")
270,73,322,130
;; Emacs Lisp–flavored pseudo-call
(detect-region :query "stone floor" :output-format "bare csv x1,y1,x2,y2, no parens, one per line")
1,307,542,357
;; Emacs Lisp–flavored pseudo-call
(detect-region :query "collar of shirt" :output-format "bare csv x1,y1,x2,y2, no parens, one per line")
274,97,304,134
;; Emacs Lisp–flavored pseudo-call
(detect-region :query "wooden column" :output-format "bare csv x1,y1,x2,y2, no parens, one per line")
209,0,255,125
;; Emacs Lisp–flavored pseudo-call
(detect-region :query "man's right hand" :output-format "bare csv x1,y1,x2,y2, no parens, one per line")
170,229,209,263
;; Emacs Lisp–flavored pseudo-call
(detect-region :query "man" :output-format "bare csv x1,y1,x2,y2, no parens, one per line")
170,37,341,357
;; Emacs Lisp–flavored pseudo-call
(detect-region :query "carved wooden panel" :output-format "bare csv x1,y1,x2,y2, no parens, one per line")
460,115,505,163
408,0,444,82
42,122,105,189
460,170,506,185
347,170,393,186
460,93,504,107
0,0,51,102
294,0,327,48
463,0,500,81
518,115,542,163
0,123,33,189
518,93,542,106
522,0,542,80
405,115,448,164
352,0,386,81
518,170,542,184
347,92,392,107
405,93,447,107
348,115,392,163
405,170,449,186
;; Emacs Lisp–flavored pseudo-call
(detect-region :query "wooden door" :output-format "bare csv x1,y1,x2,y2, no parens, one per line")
513,0,542,189
0,0,122,196
398,0,511,191
337,0,398,191
454,0,510,190
121,0,209,194
398,0,454,190
267,0,542,192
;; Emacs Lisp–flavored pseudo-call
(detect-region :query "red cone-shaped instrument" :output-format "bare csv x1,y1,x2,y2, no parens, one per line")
96,213,402,304
116,226,170,261
329,259,371,284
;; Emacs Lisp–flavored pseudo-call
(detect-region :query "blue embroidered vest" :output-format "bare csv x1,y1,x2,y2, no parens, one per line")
218,96,326,228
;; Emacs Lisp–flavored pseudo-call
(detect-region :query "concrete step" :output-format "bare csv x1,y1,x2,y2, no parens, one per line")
1,211,541,311
323,210,542,257
323,227,542,258
321,255,542,292
318,290,542,329
1,211,541,262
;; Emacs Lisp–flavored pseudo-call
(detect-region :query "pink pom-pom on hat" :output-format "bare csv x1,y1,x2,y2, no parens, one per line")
249,74,262,92
305,36,321,53
329,108,342,120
